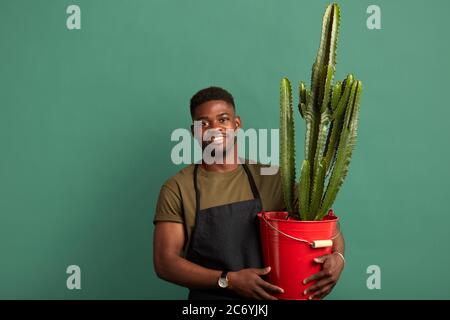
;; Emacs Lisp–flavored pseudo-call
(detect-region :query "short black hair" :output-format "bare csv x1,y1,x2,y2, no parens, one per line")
190,86,235,118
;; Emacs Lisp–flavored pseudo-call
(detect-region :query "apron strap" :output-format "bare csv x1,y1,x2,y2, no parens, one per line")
193,163,261,213
193,164,201,215
241,163,261,200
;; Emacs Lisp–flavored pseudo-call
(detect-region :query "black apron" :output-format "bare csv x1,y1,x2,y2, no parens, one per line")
186,164,265,300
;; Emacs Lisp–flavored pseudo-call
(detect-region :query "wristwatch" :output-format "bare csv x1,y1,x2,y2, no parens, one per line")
218,271,229,288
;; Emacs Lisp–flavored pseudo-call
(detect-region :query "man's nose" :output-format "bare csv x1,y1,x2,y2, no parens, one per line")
211,121,225,130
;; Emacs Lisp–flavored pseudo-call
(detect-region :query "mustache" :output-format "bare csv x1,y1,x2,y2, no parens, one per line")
203,129,236,142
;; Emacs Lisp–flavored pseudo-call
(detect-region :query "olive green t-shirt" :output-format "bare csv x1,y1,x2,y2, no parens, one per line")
154,161,294,255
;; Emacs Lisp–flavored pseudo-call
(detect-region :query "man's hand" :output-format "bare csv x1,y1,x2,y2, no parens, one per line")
303,252,345,300
227,267,284,300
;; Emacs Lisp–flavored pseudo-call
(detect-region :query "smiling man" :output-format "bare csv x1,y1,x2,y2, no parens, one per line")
153,86,345,300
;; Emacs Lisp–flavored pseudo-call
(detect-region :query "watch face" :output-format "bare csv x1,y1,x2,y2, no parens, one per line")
218,277,228,288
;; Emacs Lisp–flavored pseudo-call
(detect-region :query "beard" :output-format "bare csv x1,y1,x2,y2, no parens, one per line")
201,131,236,164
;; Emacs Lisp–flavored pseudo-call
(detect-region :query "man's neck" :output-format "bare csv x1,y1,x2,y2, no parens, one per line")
200,147,240,173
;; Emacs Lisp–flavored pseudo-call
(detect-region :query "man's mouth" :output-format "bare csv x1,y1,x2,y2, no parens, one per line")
210,135,225,144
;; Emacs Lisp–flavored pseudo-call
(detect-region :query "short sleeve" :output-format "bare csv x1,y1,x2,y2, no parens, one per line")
153,184,184,224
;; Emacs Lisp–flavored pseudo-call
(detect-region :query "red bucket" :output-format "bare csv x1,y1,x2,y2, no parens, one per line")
257,211,338,300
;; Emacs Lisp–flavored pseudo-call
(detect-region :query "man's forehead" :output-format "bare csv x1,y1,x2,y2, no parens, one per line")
193,100,235,118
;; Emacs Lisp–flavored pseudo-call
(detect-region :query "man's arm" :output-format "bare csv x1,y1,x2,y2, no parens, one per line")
153,221,284,299
153,221,222,289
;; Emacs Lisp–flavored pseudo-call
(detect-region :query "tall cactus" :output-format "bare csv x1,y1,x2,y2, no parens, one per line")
279,3,363,221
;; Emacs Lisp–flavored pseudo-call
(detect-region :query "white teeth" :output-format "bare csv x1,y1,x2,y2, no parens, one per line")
212,136,224,143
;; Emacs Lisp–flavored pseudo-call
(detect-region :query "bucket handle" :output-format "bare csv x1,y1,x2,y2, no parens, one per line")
261,213,341,249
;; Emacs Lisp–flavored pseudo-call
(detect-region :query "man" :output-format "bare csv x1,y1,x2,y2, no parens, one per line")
153,87,345,300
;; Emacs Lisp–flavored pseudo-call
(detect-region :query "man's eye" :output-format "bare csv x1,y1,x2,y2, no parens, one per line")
219,118,229,123
201,121,209,127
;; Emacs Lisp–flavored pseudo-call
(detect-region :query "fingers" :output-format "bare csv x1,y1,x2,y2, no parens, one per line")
250,268,283,300
306,253,344,284
308,283,335,300
254,266,272,276
257,278,284,294
304,277,333,296
314,254,331,264
303,269,331,284
253,286,278,300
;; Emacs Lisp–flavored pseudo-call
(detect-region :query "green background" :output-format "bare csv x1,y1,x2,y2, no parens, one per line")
1,0,449,299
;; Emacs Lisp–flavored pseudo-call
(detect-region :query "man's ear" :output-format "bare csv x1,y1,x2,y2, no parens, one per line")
235,115,241,129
